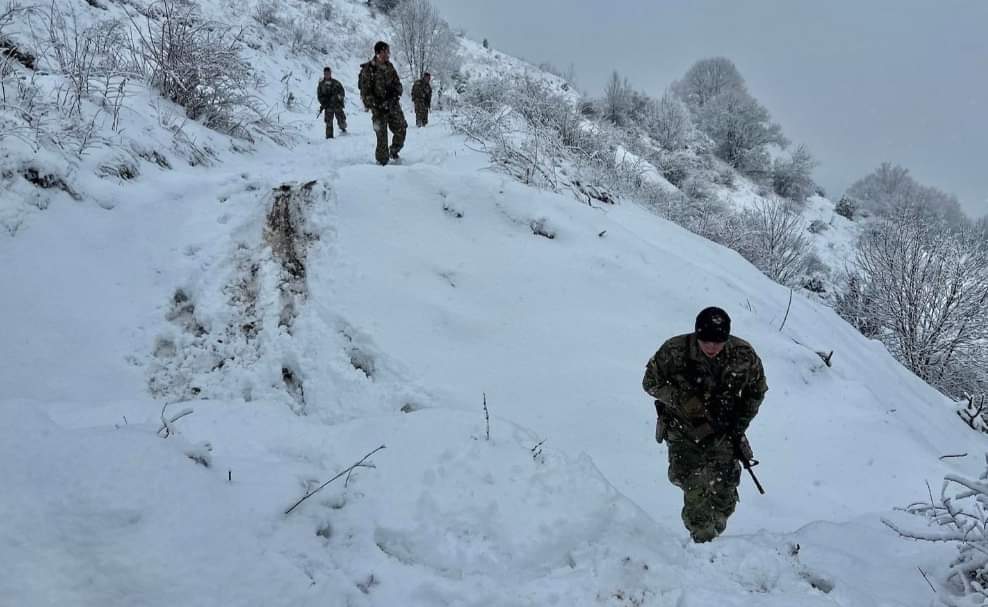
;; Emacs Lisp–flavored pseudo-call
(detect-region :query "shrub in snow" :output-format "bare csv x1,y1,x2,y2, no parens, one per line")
647,91,694,151
848,162,967,229
772,144,818,204
252,1,280,27
807,219,829,234
885,457,988,604
287,18,324,55
737,197,810,287
834,194,857,219
452,74,609,192
846,209,988,398
126,0,266,139
368,0,400,15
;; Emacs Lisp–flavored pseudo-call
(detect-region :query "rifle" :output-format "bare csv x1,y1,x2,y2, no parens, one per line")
317,106,324,118
733,434,765,495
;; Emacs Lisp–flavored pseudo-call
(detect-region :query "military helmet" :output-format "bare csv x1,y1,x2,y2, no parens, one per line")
695,306,731,343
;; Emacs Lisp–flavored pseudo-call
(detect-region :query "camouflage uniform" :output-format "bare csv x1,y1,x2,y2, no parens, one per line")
411,77,432,127
642,333,767,542
317,77,347,139
359,57,407,165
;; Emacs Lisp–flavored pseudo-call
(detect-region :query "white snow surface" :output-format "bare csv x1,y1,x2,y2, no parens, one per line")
0,2,981,606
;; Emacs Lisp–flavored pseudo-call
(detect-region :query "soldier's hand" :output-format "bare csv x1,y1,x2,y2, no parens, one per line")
654,417,665,444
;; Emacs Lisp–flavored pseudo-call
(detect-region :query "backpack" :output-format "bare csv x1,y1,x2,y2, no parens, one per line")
358,61,376,109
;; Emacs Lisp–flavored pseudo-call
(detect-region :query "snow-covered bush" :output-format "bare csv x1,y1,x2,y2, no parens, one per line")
736,197,810,286
452,74,610,192
835,194,857,219
845,210,988,397
848,162,967,228
648,91,693,151
697,88,787,177
287,18,324,55
885,457,988,604
807,219,828,234
252,1,280,26
126,0,264,139
772,144,817,203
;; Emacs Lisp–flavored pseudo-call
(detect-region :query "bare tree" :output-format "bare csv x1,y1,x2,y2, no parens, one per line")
738,197,810,286
671,57,746,112
389,0,459,81
602,69,633,126
852,208,988,396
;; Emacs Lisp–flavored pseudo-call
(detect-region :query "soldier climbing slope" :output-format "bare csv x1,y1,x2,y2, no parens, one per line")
411,72,432,127
358,41,407,165
642,306,768,543
316,67,347,139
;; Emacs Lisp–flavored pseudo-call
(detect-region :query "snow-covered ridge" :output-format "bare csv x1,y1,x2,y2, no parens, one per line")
0,1,980,605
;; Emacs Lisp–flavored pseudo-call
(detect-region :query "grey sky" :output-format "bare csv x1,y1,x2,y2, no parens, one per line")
432,1,988,218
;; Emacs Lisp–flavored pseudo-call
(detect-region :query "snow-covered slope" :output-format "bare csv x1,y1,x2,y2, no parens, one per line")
0,1,979,606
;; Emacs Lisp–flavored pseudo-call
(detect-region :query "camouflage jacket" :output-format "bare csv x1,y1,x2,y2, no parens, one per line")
411,79,432,106
359,58,402,110
643,333,767,441
317,78,345,109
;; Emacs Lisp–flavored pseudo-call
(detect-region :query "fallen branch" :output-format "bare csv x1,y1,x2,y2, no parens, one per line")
917,566,936,594
940,453,969,460
483,392,490,441
284,445,386,515
778,288,793,332
158,403,195,437
816,350,834,367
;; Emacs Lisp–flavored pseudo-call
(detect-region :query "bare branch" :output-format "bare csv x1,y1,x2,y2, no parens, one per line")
285,445,386,515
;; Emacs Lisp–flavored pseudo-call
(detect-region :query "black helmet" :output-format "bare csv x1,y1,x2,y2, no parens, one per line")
695,306,731,343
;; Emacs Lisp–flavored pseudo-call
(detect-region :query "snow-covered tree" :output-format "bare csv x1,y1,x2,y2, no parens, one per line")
849,209,988,396
671,57,746,112
697,88,788,177
772,144,818,203
389,0,459,80
848,162,967,228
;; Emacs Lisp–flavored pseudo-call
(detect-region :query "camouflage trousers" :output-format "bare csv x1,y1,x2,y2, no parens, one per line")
371,104,407,165
324,107,347,138
666,430,741,543
414,102,430,127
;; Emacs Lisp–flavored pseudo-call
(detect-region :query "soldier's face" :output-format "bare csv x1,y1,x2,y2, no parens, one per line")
377,48,390,62
323,70,331,79
698,340,725,358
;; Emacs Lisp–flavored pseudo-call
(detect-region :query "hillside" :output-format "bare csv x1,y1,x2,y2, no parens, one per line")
0,1,981,605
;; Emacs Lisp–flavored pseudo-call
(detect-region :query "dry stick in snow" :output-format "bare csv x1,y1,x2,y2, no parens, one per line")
778,288,793,332
940,453,969,460
284,445,386,515
483,392,491,441
158,403,195,438
918,567,937,593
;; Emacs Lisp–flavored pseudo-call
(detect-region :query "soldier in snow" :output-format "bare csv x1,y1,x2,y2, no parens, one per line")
358,41,407,165
642,306,768,543
316,67,347,139
411,72,432,127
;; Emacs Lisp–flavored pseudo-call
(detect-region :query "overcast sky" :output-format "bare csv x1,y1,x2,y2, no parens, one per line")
431,1,988,219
